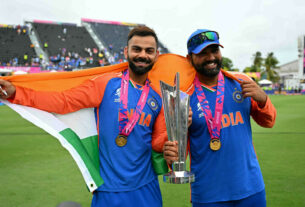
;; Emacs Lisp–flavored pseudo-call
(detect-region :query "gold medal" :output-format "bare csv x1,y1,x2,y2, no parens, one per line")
115,135,127,147
210,139,221,151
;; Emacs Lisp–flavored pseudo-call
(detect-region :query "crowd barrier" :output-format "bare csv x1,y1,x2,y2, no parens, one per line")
265,89,305,95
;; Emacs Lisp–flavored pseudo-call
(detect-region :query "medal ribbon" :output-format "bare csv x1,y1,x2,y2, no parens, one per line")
119,70,150,136
194,71,225,140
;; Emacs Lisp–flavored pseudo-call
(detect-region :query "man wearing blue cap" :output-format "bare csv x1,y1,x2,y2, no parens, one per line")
163,29,277,206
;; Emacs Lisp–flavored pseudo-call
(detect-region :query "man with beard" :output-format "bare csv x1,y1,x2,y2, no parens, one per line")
0,26,167,207
163,29,276,207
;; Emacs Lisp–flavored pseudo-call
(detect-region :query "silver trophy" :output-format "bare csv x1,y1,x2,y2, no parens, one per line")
160,73,195,184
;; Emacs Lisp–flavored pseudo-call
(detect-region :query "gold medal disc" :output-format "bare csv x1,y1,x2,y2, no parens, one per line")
210,139,221,151
116,135,127,147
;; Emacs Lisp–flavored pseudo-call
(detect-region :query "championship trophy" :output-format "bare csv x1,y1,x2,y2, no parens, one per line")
160,73,195,184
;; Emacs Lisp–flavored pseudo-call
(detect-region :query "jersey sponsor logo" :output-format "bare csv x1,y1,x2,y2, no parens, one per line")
197,102,205,118
233,89,244,103
221,111,244,128
147,97,158,111
197,109,244,129
114,88,121,102
127,109,152,127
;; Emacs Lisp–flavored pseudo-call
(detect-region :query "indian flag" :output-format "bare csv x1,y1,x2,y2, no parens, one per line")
0,54,196,192
2,101,102,192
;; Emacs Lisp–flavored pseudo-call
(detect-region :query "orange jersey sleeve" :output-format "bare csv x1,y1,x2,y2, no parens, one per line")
151,105,168,152
250,97,276,128
150,84,168,153
10,72,120,114
223,70,277,128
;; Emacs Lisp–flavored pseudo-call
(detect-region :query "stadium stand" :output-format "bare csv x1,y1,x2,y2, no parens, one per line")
0,19,170,73
82,19,169,64
0,25,37,66
32,21,105,70
85,20,134,63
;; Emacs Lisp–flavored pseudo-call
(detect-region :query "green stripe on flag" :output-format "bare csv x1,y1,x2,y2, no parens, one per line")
59,128,103,188
81,135,100,171
152,150,169,175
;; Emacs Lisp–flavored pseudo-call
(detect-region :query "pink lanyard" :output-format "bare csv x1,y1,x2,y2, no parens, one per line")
194,71,225,139
119,70,150,136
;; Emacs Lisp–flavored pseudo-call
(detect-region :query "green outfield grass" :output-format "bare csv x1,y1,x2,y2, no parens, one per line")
0,95,304,207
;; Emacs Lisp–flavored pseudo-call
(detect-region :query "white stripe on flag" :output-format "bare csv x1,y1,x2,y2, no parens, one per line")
55,108,97,139
2,100,100,192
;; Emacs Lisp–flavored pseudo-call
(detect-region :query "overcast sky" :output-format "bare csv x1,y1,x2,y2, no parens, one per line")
1,0,305,70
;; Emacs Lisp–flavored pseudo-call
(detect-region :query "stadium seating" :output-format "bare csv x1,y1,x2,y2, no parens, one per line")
0,26,36,66
88,22,132,63
32,22,102,69
86,21,169,64
0,19,170,71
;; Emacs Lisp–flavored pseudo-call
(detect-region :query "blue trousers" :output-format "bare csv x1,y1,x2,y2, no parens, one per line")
91,179,162,207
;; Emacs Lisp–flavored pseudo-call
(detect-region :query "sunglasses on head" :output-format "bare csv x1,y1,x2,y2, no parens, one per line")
187,31,219,52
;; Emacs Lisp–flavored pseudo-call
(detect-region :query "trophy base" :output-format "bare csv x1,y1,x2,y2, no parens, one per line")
163,171,195,184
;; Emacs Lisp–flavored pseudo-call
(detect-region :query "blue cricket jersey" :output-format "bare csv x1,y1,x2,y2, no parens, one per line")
95,76,163,192
189,76,265,203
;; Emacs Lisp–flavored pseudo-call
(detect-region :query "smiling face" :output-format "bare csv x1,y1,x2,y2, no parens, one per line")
124,35,159,76
188,44,222,78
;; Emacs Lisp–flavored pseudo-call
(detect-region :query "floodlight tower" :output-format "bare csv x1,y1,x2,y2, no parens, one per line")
298,36,305,89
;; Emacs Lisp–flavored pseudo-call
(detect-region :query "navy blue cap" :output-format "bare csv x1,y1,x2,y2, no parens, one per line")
187,29,223,54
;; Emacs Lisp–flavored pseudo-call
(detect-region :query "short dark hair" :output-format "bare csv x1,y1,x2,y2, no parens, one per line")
127,26,158,47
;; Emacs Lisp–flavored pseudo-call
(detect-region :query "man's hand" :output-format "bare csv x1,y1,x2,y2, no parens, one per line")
163,141,178,165
241,80,267,107
0,79,16,99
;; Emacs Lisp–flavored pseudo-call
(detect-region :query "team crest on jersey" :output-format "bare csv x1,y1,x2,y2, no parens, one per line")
114,88,121,102
148,97,158,111
233,89,244,103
